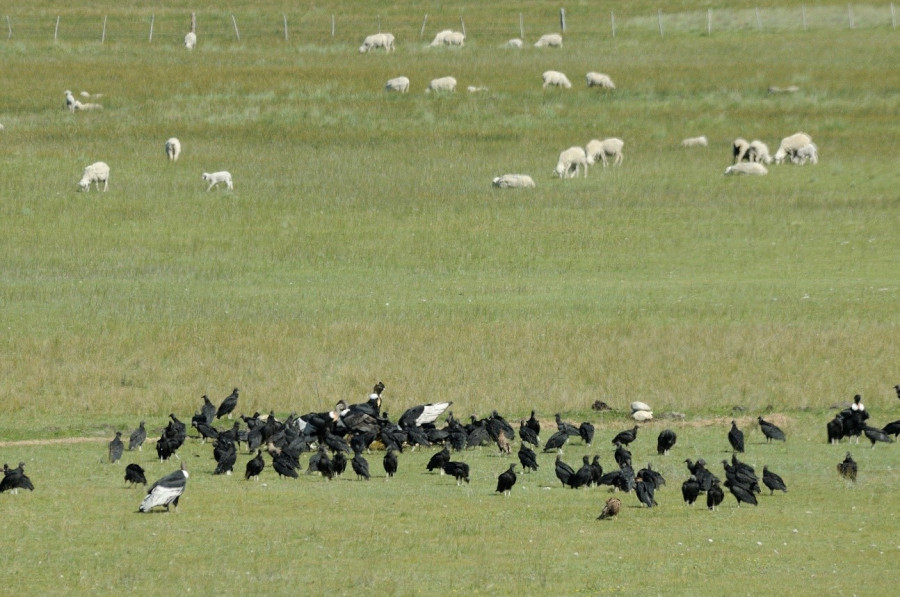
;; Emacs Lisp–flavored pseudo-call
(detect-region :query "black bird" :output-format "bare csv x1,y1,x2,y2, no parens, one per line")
155,435,179,462
685,458,719,492
634,476,657,508
496,463,517,496
827,415,845,444
895,385,900,401
682,475,700,505
518,420,540,447
589,456,604,486
200,395,217,425
555,414,580,437
442,461,470,485
308,448,334,480
216,388,239,419
725,480,758,506
762,466,787,495
331,450,346,477
124,463,146,486
637,464,666,489
427,446,451,473
272,451,299,479
611,426,639,447
108,432,124,464
728,421,745,453
139,463,188,513
352,449,370,480
578,422,595,446
863,425,894,448
245,450,265,480
543,430,570,453
525,410,541,438
128,421,146,452
758,417,786,443
838,452,857,481
569,455,594,489
399,402,453,429
657,429,677,455
518,444,539,473
883,420,900,439
554,455,575,487
613,442,632,468
597,497,621,520
192,415,219,443
0,462,34,494
214,440,237,475
383,449,398,478
707,479,724,510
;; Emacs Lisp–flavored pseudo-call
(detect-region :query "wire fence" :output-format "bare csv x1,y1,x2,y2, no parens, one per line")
2,4,896,46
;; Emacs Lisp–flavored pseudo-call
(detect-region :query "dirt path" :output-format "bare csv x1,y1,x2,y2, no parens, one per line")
0,437,108,448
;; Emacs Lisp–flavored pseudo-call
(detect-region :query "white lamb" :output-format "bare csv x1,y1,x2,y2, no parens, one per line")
534,33,563,48
542,70,572,89
732,137,751,164
430,29,465,47
165,137,182,161
65,90,77,111
184,31,197,50
586,72,615,89
77,161,110,192
790,142,819,165
774,132,813,164
492,174,535,189
681,135,708,148
585,138,625,167
506,38,524,48
426,76,457,93
724,162,768,175
385,76,410,93
555,146,589,179
747,139,773,164
359,33,395,54
202,171,233,191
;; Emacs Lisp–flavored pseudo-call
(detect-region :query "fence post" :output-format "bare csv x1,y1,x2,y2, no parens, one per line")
420,14,427,38
658,10,664,36
331,15,335,38
149,15,154,42
283,15,288,41
519,13,524,39
6,16,11,40
54,16,60,41
756,7,762,31
707,9,712,35
560,8,566,33
190,12,196,34
460,17,466,38
611,11,616,38
892,3,897,29
802,5,807,30
848,4,855,28
101,15,107,44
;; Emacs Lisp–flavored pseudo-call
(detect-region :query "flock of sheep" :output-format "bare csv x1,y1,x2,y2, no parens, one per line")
725,132,819,176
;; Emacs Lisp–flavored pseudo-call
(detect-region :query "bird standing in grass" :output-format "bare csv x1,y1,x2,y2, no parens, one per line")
245,450,264,480
728,421,745,453
108,431,124,464
125,463,146,486
139,463,188,513
128,421,146,452
519,420,539,447
383,449,398,478
543,430,569,453
442,461,470,485
707,479,724,510
611,426,639,447
762,466,787,495
496,463,517,496
597,497,621,520
0,462,34,494
837,452,857,482
682,475,700,505
863,426,893,448
216,387,239,420
657,429,677,455
426,445,451,473
758,417,786,443
352,449,370,480
518,444,538,473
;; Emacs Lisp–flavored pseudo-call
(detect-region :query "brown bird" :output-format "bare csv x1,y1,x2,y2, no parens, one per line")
837,452,857,482
597,496,622,520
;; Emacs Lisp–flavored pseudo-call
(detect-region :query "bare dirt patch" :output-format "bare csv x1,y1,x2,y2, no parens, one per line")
0,437,108,448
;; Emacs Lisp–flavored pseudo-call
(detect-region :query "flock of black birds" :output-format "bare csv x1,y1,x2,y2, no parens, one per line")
3,384,898,518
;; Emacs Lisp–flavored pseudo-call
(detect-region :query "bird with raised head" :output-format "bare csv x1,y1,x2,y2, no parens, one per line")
728,421,745,453
496,463,517,496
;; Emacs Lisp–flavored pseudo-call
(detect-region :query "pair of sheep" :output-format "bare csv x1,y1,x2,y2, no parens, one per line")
732,138,773,165
64,90,102,112
542,71,615,90
504,33,561,49
554,138,625,178
773,132,818,165
166,136,233,190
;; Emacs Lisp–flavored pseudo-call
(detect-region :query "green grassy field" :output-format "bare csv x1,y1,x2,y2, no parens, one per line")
1,1,898,593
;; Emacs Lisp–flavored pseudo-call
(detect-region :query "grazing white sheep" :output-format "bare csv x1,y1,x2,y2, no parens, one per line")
492,174,535,189
385,76,410,93
202,171,233,191
506,38,524,48
359,33,395,54
681,135,708,148
555,146,589,179
768,85,800,94
165,137,182,162
542,70,572,89
430,29,465,47
534,33,563,48
746,140,772,164
184,31,197,50
426,76,457,93
586,72,615,89
585,138,625,167
77,161,110,192
724,162,768,175
774,132,813,164
791,142,819,165
80,91,103,100
467,86,488,93
732,137,751,164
